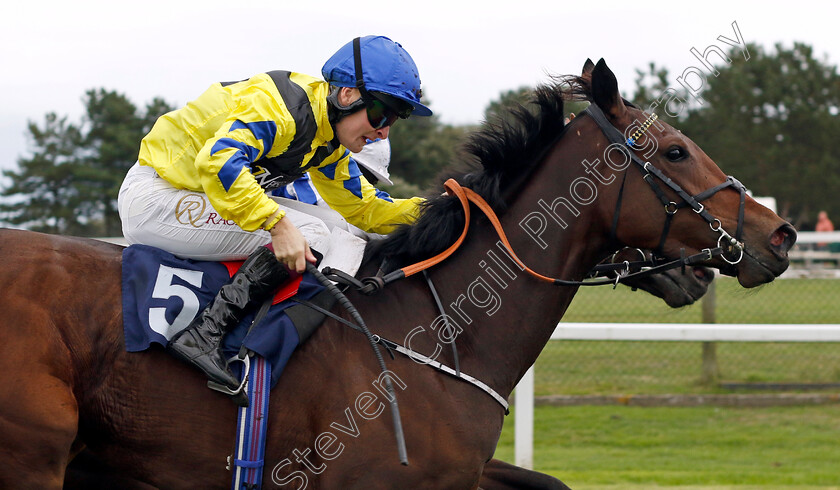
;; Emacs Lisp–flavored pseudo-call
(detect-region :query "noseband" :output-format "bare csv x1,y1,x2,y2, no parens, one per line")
584,103,746,265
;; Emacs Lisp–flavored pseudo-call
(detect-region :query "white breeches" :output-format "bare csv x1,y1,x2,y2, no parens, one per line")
118,164,370,274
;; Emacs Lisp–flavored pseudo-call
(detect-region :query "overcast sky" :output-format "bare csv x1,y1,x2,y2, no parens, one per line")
1,0,836,176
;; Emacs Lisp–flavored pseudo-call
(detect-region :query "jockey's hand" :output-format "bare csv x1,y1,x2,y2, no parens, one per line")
269,217,317,274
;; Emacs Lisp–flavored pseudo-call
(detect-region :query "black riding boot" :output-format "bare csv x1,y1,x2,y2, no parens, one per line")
167,247,289,396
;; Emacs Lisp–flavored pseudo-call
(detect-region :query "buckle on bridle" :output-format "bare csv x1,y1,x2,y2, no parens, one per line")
665,202,678,215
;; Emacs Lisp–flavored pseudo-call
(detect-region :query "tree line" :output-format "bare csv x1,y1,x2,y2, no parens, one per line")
3,42,838,236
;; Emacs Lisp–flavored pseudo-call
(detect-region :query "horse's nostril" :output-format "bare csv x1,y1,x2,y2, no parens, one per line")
770,224,797,255
693,266,714,284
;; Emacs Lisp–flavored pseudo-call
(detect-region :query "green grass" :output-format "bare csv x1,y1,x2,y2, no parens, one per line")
495,405,840,488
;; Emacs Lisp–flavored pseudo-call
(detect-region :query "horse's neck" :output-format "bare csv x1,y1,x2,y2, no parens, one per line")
429,168,611,396
445,231,601,396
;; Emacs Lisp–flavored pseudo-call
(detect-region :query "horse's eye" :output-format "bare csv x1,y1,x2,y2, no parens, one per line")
665,146,688,162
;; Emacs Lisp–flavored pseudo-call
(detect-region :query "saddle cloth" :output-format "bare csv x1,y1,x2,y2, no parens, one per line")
121,244,325,386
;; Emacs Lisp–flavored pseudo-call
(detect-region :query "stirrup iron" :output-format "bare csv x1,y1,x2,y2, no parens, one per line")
207,354,250,396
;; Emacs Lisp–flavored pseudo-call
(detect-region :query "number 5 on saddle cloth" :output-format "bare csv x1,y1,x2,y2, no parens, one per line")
121,244,335,387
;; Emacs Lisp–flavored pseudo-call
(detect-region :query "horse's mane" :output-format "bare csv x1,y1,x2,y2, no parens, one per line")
367,74,592,267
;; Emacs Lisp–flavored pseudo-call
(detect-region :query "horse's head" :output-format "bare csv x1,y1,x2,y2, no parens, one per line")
575,59,796,287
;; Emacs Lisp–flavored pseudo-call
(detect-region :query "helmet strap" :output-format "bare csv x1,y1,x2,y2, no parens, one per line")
326,86,365,126
352,37,371,100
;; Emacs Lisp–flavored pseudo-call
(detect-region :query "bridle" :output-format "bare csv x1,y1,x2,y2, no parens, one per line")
585,103,747,266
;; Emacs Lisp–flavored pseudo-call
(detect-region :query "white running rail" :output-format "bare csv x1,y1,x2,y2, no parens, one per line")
513,322,840,469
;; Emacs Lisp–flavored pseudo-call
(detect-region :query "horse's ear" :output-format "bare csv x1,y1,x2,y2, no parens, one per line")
590,58,627,120
581,58,595,76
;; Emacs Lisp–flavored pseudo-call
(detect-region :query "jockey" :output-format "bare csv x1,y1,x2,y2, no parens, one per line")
117,36,431,401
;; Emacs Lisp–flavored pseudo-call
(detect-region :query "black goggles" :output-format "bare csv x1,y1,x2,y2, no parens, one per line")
363,91,413,129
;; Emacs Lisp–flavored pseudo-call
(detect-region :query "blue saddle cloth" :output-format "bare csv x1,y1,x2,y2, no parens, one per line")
121,244,324,387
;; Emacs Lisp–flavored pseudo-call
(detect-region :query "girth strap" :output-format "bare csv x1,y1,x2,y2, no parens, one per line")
230,355,272,490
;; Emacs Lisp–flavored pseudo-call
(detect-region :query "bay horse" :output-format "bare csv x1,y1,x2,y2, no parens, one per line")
1,58,794,489
60,246,709,489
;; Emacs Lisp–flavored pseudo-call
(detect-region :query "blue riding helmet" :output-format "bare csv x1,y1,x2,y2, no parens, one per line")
322,35,433,117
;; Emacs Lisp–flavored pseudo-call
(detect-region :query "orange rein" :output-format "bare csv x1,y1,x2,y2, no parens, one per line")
397,179,558,284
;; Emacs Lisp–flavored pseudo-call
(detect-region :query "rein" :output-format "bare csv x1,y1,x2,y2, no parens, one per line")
328,179,638,294
329,103,749,295
329,175,732,295
304,263,409,465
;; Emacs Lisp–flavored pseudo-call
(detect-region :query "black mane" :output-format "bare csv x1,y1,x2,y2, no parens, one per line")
368,75,590,268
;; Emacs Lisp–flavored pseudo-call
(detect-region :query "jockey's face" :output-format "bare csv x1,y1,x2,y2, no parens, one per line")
334,88,390,153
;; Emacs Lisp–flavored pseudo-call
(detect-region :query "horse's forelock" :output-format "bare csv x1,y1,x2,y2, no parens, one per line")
554,74,592,103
